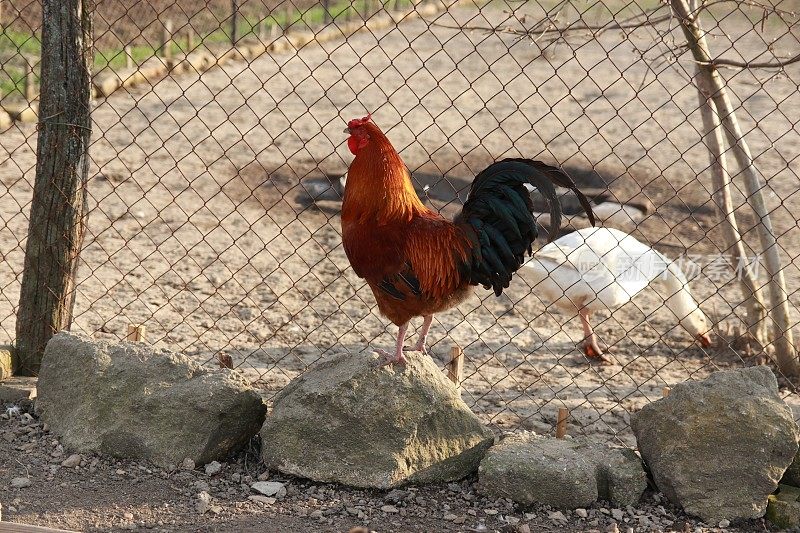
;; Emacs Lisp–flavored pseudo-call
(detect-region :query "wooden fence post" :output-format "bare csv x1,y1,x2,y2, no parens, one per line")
15,0,92,375
231,0,239,44
323,0,332,24
186,26,195,52
161,19,173,58
124,44,132,68
24,60,36,102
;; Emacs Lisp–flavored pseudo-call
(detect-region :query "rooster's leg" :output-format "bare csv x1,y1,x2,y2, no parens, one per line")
376,323,408,366
579,309,612,364
412,315,433,354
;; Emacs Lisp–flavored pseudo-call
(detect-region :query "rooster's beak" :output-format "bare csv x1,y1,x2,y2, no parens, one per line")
343,127,351,134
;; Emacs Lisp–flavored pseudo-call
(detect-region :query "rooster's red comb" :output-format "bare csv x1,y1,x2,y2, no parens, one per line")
347,113,372,129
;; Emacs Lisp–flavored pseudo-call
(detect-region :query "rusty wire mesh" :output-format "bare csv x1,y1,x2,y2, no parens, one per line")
0,0,798,446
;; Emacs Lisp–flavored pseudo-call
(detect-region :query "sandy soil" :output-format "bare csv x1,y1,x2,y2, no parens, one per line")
0,0,798,445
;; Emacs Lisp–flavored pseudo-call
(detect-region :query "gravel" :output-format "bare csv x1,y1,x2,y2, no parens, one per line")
0,407,777,532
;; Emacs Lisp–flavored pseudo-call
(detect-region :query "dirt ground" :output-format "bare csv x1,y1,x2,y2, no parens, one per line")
0,0,798,529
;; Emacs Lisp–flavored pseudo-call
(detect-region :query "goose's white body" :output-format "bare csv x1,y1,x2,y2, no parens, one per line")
524,227,711,356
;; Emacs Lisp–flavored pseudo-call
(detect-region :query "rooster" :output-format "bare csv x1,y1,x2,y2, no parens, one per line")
342,114,596,365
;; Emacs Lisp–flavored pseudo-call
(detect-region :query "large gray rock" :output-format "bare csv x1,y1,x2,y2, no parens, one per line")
478,432,646,509
260,350,494,488
631,366,798,523
36,332,266,467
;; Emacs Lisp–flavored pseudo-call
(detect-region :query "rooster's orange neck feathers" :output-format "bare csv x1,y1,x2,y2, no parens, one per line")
343,122,428,225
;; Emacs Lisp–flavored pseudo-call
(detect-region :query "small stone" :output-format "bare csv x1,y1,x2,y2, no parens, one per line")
248,495,276,505
182,458,196,471
209,505,223,515
61,454,82,468
506,516,520,525
310,510,323,518
251,481,286,498
196,491,212,514
605,524,620,533
10,477,30,489
453,515,466,524
444,513,457,521
484,509,498,515
381,505,399,513
718,519,730,528
549,510,567,522
123,512,134,520
257,471,270,481
576,508,589,518
194,480,210,492
204,461,222,476
611,508,625,521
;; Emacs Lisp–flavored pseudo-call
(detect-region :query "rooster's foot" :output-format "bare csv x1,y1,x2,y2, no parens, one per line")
410,341,429,355
374,348,407,367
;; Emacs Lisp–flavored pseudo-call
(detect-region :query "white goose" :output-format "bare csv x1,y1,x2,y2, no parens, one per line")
524,227,712,362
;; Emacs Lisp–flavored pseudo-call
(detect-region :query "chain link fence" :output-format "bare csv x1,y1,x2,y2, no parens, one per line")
0,0,798,445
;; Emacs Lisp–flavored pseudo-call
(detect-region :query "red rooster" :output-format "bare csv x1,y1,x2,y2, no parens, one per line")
342,115,595,365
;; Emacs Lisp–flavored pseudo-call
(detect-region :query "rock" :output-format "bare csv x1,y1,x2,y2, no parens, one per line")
548,510,567,522
10,477,30,488
611,508,624,521
196,491,212,514
718,518,730,528
575,508,588,518
0,345,11,380
478,432,646,509
251,481,286,498
631,367,798,523
260,350,494,488
36,332,267,467
61,454,82,468
204,461,222,476
380,505,399,513
781,449,800,487
767,485,800,529
181,458,196,471
248,495,276,505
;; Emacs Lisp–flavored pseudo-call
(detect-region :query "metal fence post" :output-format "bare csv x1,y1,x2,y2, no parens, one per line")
15,0,92,375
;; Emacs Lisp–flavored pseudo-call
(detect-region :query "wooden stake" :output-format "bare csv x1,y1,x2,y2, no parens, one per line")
126,324,146,342
124,45,132,68
556,407,568,439
662,386,671,398
161,19,173,58
217,353,233,369
446,345,464,386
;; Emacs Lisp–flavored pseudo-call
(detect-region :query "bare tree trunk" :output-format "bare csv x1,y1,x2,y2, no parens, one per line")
694,73,768,347
672,0,798,375
15,0,92,375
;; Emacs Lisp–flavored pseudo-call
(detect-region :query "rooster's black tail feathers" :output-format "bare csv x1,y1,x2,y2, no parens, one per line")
456,158,595,296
